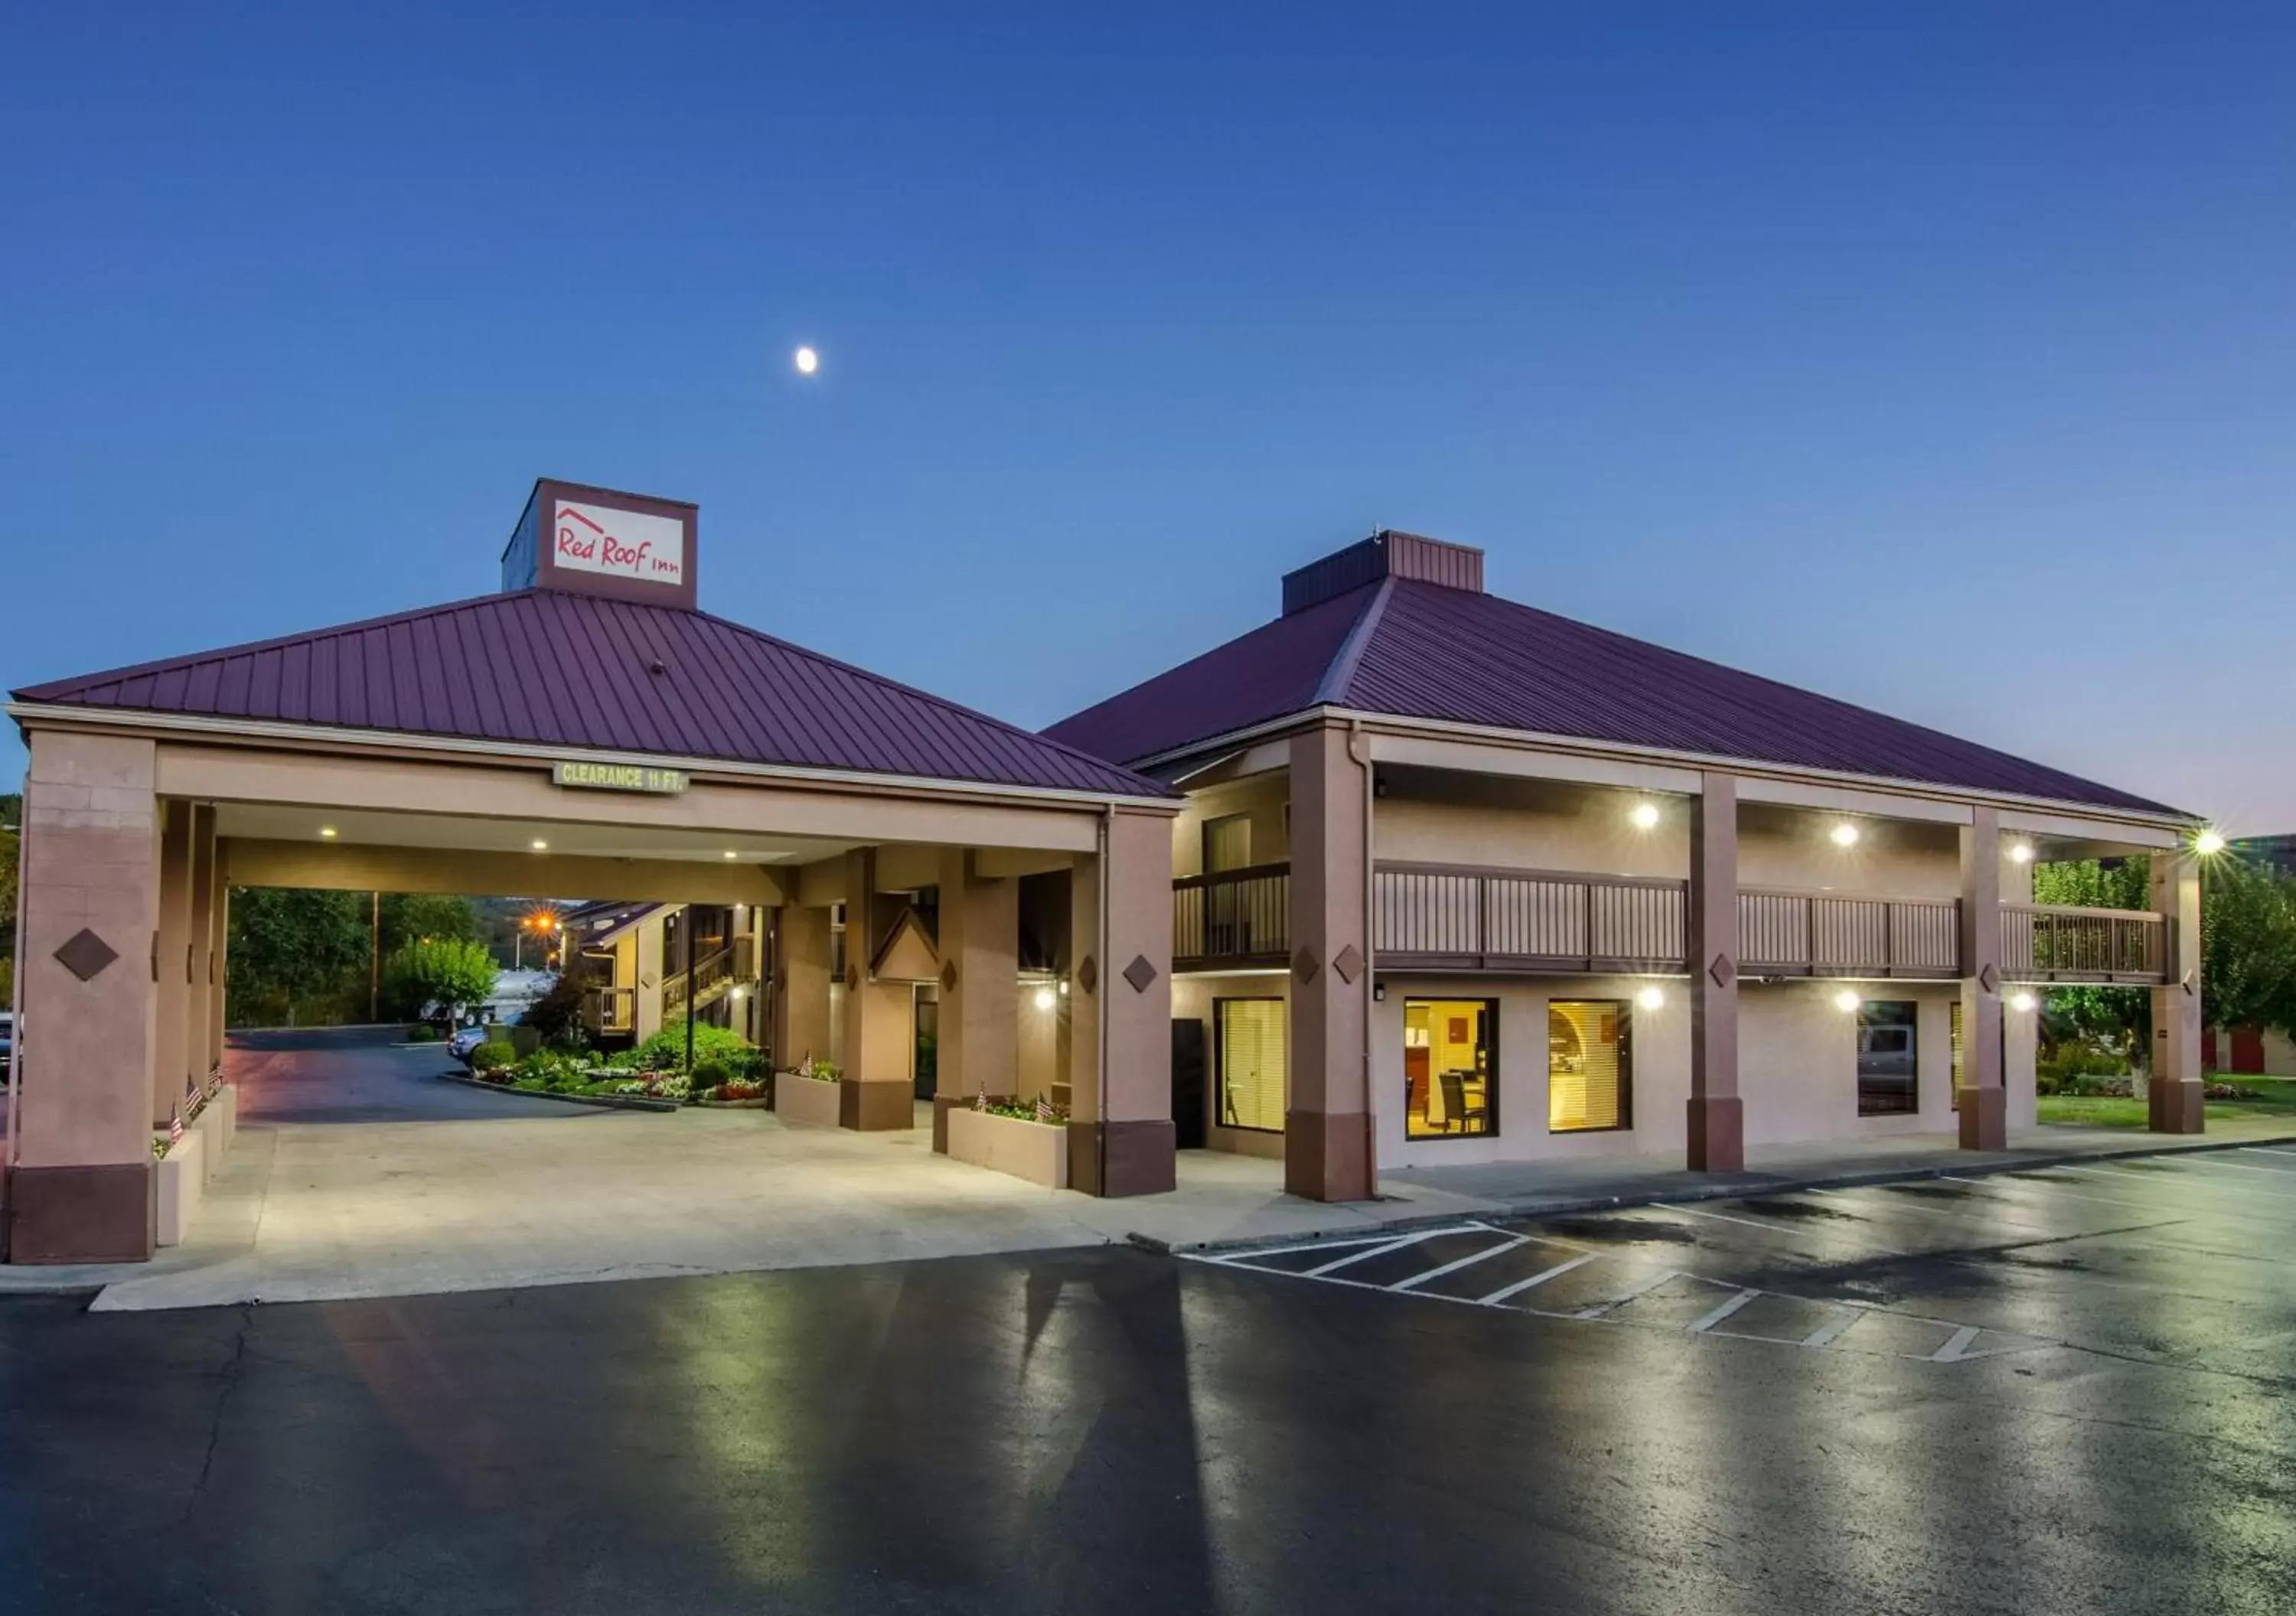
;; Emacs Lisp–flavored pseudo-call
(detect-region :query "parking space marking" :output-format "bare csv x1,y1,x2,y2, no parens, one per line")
1304,1231,1446,1277
2181,1157,2296,1181
1930,1324,1983,1363
1475,1253,1597,1305
1685,1289,1762,1334
1572,1266,1684,1319
1658,1204,1797,1235
1799,1311,1865,1349
1391,1232,1531,1292
2066,1161,2296,1199
2238,1146,2296,1164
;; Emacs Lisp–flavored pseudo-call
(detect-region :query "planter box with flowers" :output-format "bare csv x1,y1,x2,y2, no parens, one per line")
945,1097,1069,1190
153,1127,205,1246
776,1060,844,1128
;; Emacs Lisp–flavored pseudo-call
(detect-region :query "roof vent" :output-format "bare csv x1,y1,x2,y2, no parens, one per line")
1280,529,1484,616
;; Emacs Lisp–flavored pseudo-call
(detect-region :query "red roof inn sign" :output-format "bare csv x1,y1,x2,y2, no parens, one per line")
501,477,700,610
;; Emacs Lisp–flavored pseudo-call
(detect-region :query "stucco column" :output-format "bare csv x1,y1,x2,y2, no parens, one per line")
1957,807,2008,1148
1285,723,1374,1201
1065,852,1105,1189
185,806,217,1093
10,732,161,1263
1095,809,1175,1195
931,849,1017,1152
838,849,914,1129
152,800,194,1126
776,905,833,1070
2148,852,2204,1133
208,881,230,1072
1687,772,1743,1171
634,920,666,1042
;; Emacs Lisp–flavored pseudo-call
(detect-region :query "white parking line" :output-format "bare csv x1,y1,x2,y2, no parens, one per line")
2066,1161,2296,1197
1574,1267,1681,1319
1799,1310,1866,1349
1304,1231,1443,1277
1685,1289,1762,1334
1659,1204,1798,1235
2238,1146,2296,1163
1930,1325,1982,1363
1475,1253,1596,1305
1391,1233,1529,1292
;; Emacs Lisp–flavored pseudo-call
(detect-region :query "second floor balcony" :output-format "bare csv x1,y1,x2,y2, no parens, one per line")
1175,860,2170,986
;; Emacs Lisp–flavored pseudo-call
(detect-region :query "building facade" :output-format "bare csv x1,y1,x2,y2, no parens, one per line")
1048,531,2205,1201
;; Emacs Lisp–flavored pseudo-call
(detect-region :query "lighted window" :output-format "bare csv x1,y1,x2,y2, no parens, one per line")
1216,999,1287,1132
1549,1001,1629,1132
1857,1000,1919,1116
1405,999,1498,1139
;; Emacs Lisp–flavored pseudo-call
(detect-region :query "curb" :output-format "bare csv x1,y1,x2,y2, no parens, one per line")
436,1072,680,1113
1127,1131,2296,1259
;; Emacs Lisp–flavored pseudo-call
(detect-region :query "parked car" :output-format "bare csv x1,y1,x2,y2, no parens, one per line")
0,1010,13,1064
448,1025,489,1065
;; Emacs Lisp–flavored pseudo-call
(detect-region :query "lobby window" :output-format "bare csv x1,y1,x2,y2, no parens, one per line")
1405,999,1497,1139
1549,1000,1630,1132
1216,999,1287,1132
1858,1001,1919,1116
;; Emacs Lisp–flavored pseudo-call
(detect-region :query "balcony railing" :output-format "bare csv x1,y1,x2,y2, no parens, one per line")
2002,904,2167,984
1371,863,1688,973
1176,862,2172,987
584,985,636,1035
1173,863,1290,971
1737,890,1962,979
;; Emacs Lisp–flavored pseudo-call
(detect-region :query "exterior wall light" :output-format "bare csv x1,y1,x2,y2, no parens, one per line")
1629,802,1660,831
2007,842,2034,865
2009,992,2038,1014
1829,823,1861,848
730,986,745,1002
1058,979,1070,996
2195,829,2227,857
1033,987,1057,1012
1636,986,1665,1010
1833,989,1861,1012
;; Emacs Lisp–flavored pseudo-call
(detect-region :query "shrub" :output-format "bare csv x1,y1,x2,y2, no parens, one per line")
690,1058,735,1097
632,1018,757,1072
469,1041,516,1072
406,1023,443,1044
803,1057,841,1082
523,972,589,1046
2036,1044,2130,1096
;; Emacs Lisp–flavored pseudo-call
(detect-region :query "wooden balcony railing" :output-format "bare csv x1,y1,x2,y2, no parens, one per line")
2001,904,2167,984
1173,863,1290,970
584,985,636,1035
1371,863,1688,973
1737,890,1962,979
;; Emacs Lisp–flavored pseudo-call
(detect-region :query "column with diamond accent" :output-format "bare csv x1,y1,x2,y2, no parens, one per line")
1285,722,1375,1201
1688,771,1743,1171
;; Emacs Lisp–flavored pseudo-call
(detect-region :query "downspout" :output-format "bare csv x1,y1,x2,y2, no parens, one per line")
1097,806,1113,1194
6,774,26,1174
1348,722,1375,1188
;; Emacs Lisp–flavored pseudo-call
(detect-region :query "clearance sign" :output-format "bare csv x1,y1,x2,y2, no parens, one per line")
552,760,690,795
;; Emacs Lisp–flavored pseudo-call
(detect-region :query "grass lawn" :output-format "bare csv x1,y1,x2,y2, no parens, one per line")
2037,1076,2296,1129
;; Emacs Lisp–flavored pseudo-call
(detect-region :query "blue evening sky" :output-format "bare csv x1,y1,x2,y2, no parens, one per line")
5,3,2291,824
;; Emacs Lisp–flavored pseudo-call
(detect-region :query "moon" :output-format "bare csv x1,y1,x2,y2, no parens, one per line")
793,345,820,376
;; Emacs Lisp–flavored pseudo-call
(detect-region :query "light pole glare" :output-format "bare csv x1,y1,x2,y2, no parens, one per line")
2194,828,2226,857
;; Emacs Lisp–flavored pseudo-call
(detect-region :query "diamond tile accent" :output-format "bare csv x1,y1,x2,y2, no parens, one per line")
941,961,960,992
1292,946,1320,985
1077,956,1098,995
54,927,120,983
1707,952,1735,990
1978,963,2001,995
845,966,860,992
1332,944,1364,985
1122,954,1158,994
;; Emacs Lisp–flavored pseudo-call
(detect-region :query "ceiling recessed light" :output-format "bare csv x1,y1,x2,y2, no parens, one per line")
318,826,338,839
722,850,739,860
1629,802,1660,831
1829,823,1861,848
530,839,550,852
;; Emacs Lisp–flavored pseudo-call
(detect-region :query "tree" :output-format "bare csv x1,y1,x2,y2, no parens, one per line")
382,937,500,1025
227,888,370,1027
377,893,484,957
2200,858,2296,1039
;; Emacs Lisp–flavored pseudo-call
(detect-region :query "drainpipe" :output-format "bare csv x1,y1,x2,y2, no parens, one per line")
1097,806,1112,1194
1348,722,1375,1187
5,774,26,1175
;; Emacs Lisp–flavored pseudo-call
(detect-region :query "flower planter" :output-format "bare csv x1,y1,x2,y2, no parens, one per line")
775,1072,844,1129
945,1106,1069,1190
155,1129,206,1247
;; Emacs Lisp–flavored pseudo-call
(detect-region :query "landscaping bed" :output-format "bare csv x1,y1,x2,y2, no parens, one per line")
2037,1075,2296,1129
945,1099,1069,1188
441,1071,678,1113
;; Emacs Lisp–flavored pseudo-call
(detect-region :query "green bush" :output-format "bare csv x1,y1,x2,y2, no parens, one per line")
469,1040,516,1072
406,1024,442,1044
690,1058,735,1096
632,1018,757,1072
2036,1044,2129,1096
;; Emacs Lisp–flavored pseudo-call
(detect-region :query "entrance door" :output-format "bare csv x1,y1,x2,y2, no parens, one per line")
1170,1020,1207,1150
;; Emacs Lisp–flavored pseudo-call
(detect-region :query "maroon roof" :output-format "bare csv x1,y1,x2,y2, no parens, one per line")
1045,577,2177,816
15,589,1169,800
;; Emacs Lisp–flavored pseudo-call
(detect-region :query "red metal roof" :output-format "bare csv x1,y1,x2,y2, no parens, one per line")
1045,577,2179,816
15,589,1169,800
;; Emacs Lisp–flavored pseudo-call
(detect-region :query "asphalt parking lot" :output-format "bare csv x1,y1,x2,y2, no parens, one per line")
0,1145,2291,1613
1197,1145,2296,1381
